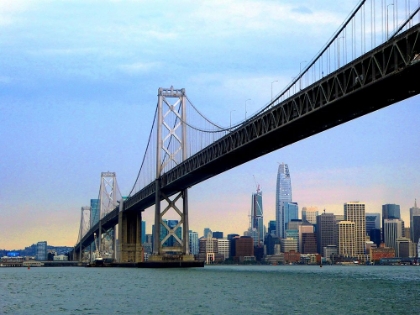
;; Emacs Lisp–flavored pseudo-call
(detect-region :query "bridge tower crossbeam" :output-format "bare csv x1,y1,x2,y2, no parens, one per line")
150,87,193,262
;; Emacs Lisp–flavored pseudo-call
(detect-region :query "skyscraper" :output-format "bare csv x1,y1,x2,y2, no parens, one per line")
316,212,337,255
250,187,264,245
284,202,299,231
189,230,199,256
276,163,292,238
302,207,318,225
365,213,380,234
382,204,401,241
410,200,420,242
90,199,100,226
383,219,403,251
344,202,366,260
338,221,355,257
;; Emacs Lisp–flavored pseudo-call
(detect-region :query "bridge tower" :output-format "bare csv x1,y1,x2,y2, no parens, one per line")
98,172,119,260
150,87,194,262
75,206,90,262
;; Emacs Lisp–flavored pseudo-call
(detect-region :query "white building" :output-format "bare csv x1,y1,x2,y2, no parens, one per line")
344,202,366,260
217,239,230,261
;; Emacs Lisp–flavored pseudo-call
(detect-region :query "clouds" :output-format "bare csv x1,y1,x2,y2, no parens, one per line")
1,0,419,248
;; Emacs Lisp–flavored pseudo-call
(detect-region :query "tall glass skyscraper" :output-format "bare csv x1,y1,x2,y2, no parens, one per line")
276,163,292,238
284,202,298,231
250,188,264,245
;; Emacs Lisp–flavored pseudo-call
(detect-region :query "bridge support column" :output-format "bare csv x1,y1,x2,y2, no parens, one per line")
118,210,143,263
149,186,194,262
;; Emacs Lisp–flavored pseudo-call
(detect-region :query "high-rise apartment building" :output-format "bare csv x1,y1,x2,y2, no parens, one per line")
410,200,420,242
250,188,264,245
302,207,318,225
276,163,292,238
344,202,366,260
316,212,337,255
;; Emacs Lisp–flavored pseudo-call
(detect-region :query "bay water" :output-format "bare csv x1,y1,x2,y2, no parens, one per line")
1,265,419,314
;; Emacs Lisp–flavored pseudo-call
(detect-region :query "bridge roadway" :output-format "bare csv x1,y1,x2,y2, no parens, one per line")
75,23,420,253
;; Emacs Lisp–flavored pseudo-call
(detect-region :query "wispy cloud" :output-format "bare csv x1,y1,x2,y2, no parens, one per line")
118,61,162,74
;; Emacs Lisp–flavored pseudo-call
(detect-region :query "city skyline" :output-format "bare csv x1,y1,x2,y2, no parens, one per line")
1,0,419,249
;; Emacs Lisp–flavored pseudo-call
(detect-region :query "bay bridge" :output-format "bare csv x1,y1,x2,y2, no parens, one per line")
72,0,420,264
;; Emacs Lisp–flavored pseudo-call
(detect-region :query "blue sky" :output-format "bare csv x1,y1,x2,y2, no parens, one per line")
1,0,419,249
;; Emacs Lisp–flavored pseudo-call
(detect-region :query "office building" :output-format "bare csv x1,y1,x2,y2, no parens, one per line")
227,234,239,259
36,241,48,261
213,231,224,239
365,213,380,234
141,221,146,244
382,204,401,240
298,224,313,253
396,237,414,257
235,236,254,260
265,234,280,255
90,199,100,226
250,188,264,245
369,228,382,247
189,230,199,256
316,212,337,255
301,233,317,254
344,202,366,259
410,200,420,242
383,219,403,251
338,221,355,257
276,163,292,238
199,233,222,264
217,239,230,261
280,237,298,253
413,216,420,246
203,228,212,238
268,220,276,236
284,202,299,231
302,207,318,225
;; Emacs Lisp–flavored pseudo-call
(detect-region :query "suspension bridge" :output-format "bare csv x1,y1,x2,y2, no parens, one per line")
72,0,420,265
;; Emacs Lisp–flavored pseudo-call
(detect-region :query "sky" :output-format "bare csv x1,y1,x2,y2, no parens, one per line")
1,0,419,250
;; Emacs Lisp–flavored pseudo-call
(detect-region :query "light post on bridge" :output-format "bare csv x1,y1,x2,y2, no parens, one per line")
386,3,394,39
271,80,278,101
245,99,251,120
299,61,306,90
230,109,236,129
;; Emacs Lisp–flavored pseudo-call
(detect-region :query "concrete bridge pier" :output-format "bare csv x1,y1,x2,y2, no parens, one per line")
118,205,143,263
